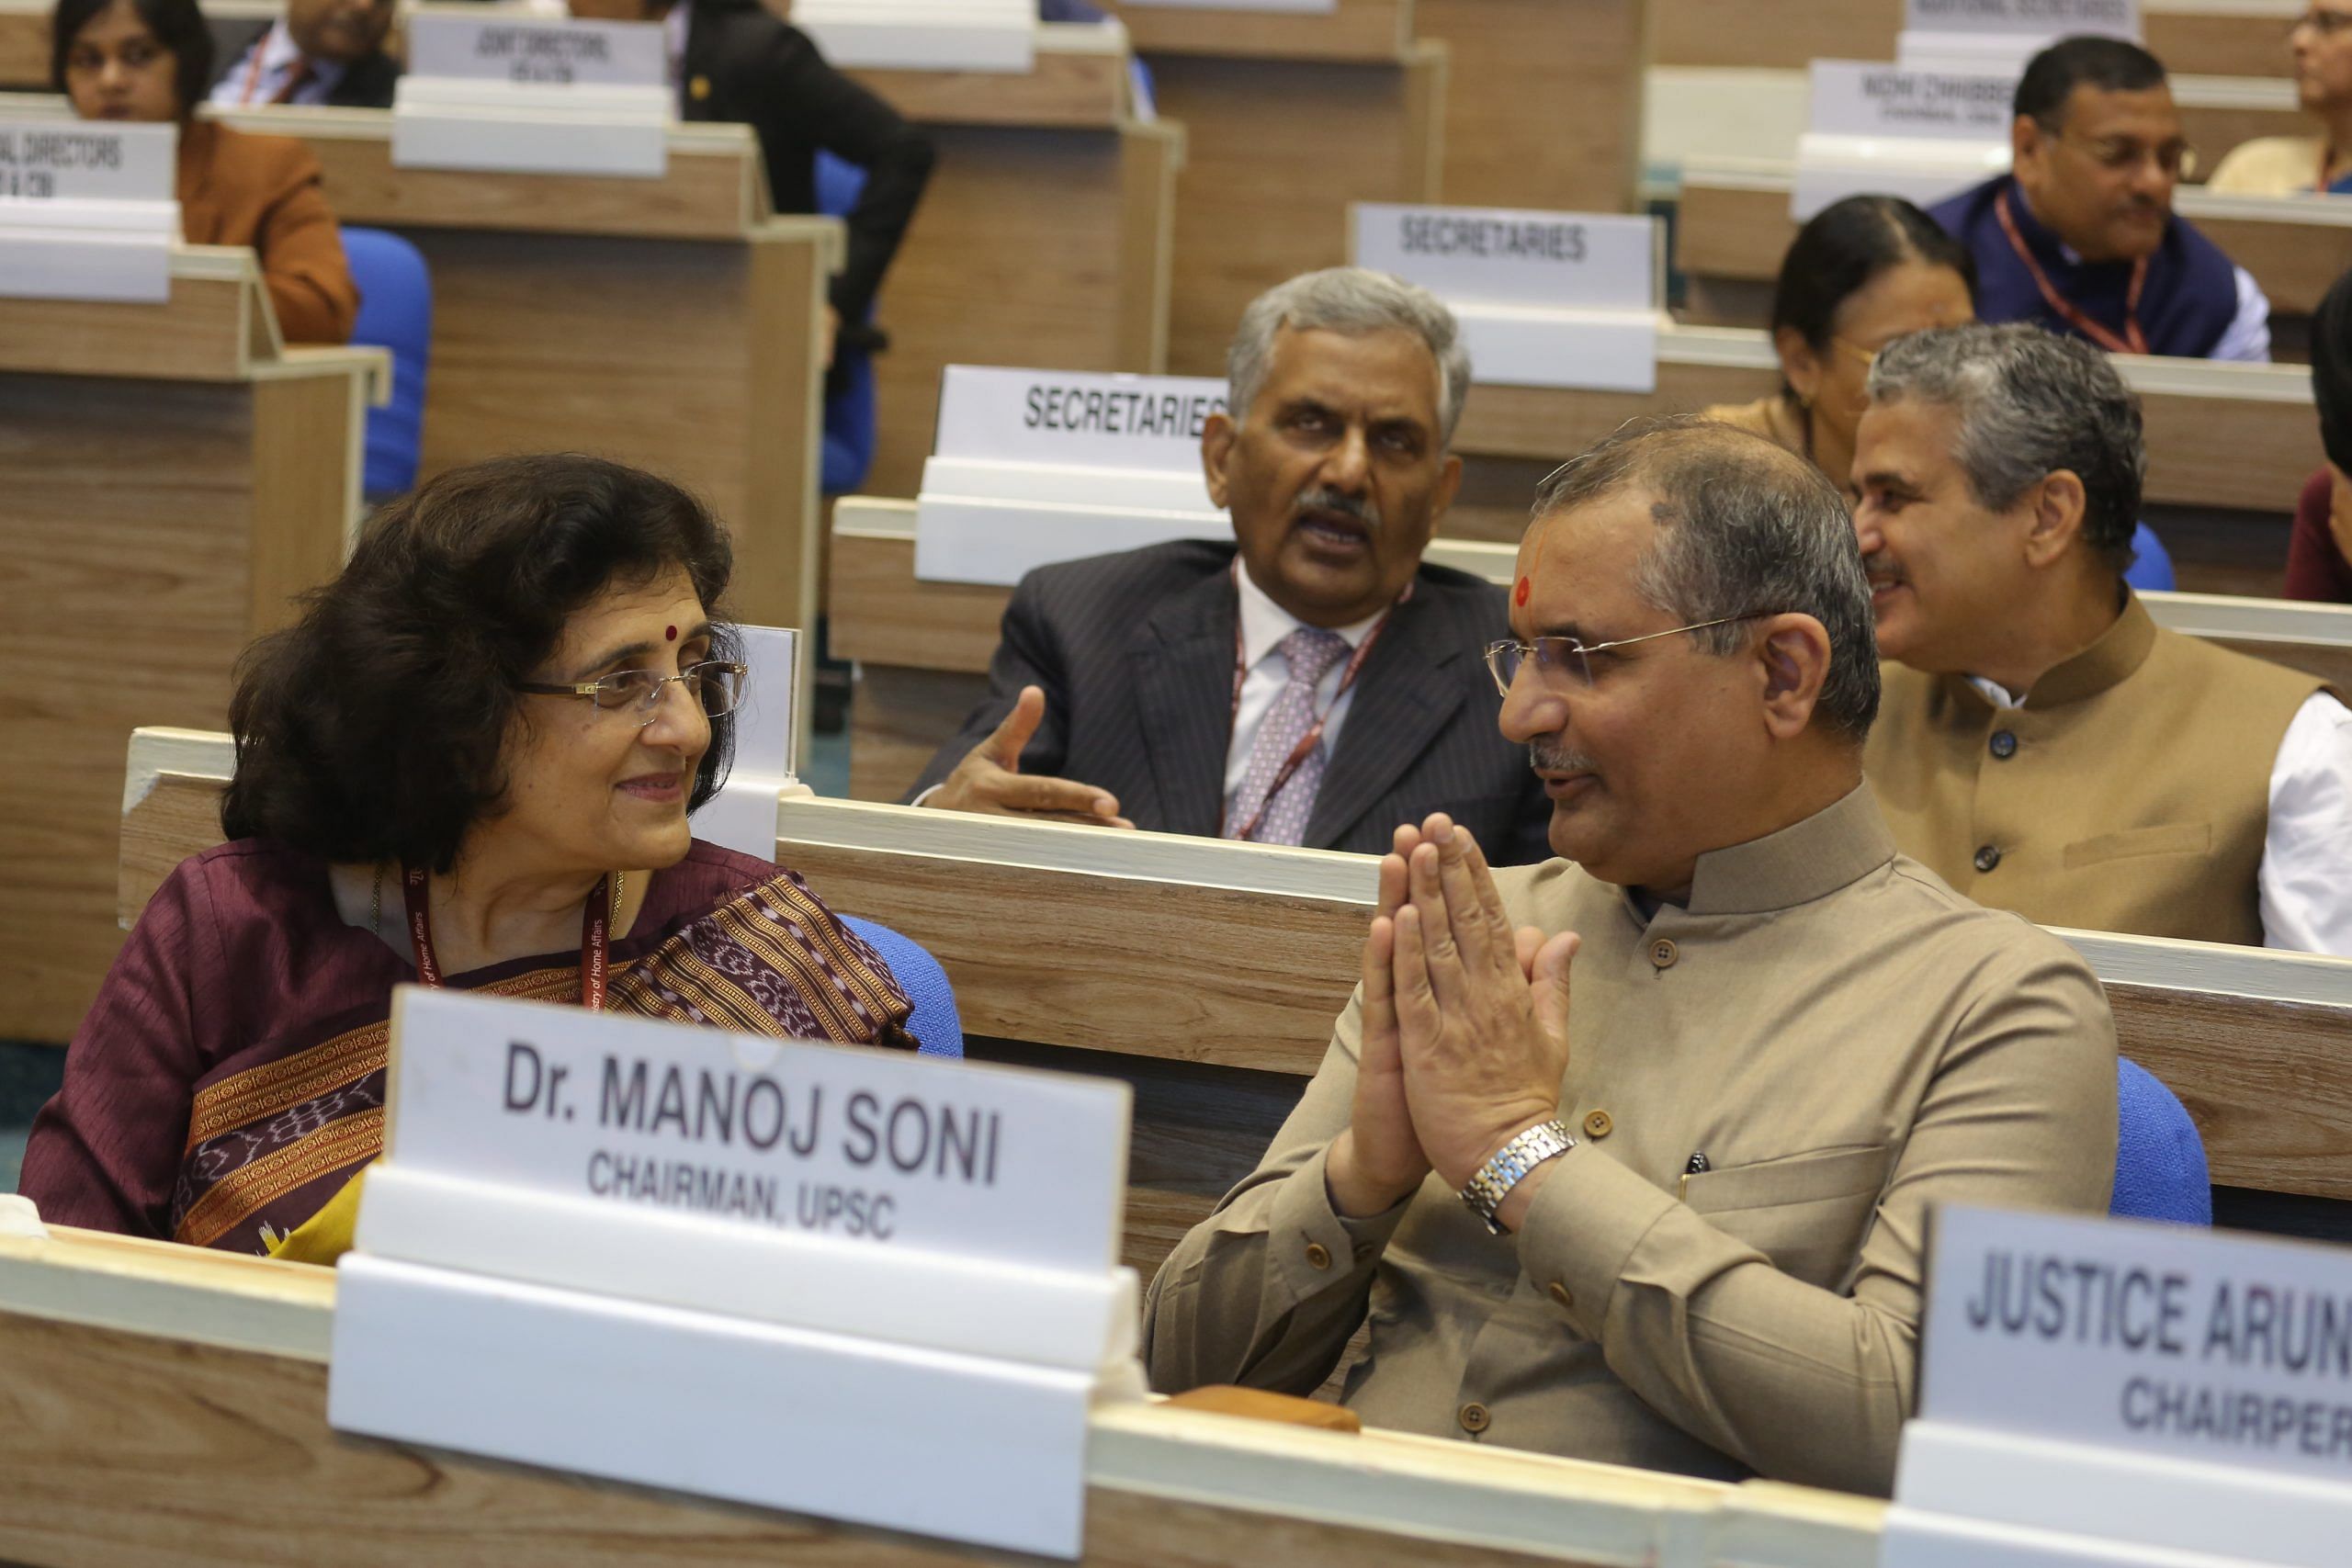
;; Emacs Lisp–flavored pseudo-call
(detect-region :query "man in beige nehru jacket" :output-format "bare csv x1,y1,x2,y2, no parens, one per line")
1144,419,2118,1496
1853,323,2352,953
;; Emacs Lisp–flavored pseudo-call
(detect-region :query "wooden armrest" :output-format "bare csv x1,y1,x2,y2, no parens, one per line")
1166,1386,1363,1433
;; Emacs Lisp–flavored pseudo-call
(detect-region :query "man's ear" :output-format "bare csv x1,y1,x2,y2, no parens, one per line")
1774,325,1824,410
1201,411,1237,510
2011,112,2044,170
2021,468,2089,569
1755,613,1833,741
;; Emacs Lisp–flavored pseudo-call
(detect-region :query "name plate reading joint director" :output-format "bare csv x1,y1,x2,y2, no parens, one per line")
384,986,1131,1274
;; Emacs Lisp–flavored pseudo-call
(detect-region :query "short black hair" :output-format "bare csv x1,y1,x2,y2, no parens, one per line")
1771,195,1977,355
2015,35,2167,128
51,0,214,118
223,455,740,873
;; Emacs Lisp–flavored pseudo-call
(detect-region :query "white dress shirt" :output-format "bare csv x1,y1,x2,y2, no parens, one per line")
208,22,346,107
1221,565,1385,810
2213,265,2274,365
1967,677,2352,955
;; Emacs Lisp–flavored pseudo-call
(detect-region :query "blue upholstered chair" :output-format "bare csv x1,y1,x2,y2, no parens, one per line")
813,152,878,495
2109,1057,2211,1224
2124,522,2176,592
339,227,433,502
840,915,964,1059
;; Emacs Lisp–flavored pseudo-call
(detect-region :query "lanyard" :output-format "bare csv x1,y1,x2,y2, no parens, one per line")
1220,563,1407,843
400,863,615,1010
1995,189,2150,356
238,43,311,106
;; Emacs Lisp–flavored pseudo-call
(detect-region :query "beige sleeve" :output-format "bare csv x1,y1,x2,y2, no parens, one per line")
1141,989,1419,1395
1511,943,2119,1497
2206,137,2315,197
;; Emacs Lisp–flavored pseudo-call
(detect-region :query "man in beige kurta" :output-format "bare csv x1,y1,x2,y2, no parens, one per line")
1143,419,2119,1499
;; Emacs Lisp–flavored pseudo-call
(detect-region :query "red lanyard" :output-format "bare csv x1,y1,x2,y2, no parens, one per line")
237,41,311,106
1220,563,1407,843
1995,189,2150,356
401,863,615,1010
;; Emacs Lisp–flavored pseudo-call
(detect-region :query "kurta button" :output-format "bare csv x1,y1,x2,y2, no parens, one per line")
1582,1109,1613,1138
1548,1281,1574,1310
1649,938,1679,969
1457,1401,1491,1434
1973,844,2002,874
1304,1242,1331,1270
1989,730,2018,760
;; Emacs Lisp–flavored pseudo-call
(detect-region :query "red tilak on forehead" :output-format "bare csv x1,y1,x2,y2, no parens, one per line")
1514,577,1531,607
665,625,678,642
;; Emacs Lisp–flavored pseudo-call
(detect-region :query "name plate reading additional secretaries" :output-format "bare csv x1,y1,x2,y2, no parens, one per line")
0,118,175,302
391,7,669,177
916,365,1228,586
1904,0,2137,37
1351,203,1661,393
1884,1203,2352,1565
331,987,1136,1558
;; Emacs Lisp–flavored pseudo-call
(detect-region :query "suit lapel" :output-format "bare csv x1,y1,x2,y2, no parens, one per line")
1128,569,1238,838
1306,585,1471,849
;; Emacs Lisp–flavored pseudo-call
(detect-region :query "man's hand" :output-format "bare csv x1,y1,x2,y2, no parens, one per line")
924,686,1135,827
1387,814,1579,1190
1328,824,1433,1217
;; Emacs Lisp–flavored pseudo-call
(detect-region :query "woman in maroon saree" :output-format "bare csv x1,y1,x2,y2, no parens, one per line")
22,455,916,1255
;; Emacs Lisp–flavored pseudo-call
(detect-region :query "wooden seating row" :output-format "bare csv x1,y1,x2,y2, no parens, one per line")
119,731,2352,1291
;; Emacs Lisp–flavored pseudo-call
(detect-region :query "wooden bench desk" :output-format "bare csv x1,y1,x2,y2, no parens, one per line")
1649,0,2301,78
120,732,2352,1285
837,23,1182,498
0,253,380,1045
0,1225,1887,1568
1408,0,1642,214
1096,0,1447,377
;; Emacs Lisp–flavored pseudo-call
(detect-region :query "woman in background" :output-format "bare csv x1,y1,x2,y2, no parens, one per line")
52,0,358,343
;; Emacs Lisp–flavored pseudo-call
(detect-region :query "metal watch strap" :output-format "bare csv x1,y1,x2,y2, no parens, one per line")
1459,1119,1577,1235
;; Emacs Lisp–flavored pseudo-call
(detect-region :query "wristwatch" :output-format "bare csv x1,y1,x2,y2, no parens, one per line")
1458,1120,1577,1235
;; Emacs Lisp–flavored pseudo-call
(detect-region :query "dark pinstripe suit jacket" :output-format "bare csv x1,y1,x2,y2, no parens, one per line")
909,540,1556,864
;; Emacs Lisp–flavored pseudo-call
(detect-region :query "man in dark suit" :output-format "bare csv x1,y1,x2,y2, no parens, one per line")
910,268,1555,864
207,0,399,108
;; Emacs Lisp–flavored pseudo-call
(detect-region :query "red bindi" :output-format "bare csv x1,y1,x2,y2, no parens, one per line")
1513,577,1531,607
664,625,678,642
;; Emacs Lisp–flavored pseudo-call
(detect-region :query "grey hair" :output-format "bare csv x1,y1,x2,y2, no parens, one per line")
1530,416,1882,743
1226,266,1475,446
1866,321,2145,572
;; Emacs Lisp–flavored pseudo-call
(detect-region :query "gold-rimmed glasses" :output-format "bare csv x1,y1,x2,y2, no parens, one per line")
516,660,749,728
1484,615,1767,694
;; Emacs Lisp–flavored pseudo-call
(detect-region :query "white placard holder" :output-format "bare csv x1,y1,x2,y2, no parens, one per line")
690,624,804,860
1880,1203,2352,1568
1793,62,2017,222
792,0,1035,73
330,987,1142,1559
1351,203,1663,393
0,119,176,303
912,365,1230,587
391,9,669,177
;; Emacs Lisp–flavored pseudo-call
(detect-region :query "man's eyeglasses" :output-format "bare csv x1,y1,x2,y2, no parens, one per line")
2291,8,2352,39
2051,129,2198,180
517,660,749,728
1484,615,1766,695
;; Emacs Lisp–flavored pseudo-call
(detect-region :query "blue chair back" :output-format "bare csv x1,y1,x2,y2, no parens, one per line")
340,226,432,502
2110,1057,2210,1224
2124,522,2176,592
840,915,964,1059
814,152,878,495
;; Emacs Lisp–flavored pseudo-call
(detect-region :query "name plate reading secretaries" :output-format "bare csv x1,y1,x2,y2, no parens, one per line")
331,987,1138,1558
391,7,669,177
1883,1203,2352,1566
1351,204,1662,393
916,366,1229,587
0,118,176,303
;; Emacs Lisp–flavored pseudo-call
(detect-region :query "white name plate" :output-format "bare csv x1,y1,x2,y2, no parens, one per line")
1922,1204,2352,1487
933,365,1227,470
1904,0,2137,36
384,986,1130,1274
405,11,663,85
792,0,1035,73
0,119,172,200
0,118,175,303
686,623,797,862
1352,204,1656,311
1809,61,2018,141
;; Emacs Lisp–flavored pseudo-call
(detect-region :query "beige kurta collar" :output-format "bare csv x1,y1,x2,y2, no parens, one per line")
1940,592,2157,714
1651,783,1898,919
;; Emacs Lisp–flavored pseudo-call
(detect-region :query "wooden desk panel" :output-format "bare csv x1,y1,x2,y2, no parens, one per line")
1649,0,2299,75
847,28,1129,129
2155,10,2299,80
1413,0,1641,214
1150,45,1447,377
1101,0,1410,62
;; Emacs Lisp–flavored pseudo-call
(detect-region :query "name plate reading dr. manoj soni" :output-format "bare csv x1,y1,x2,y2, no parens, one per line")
1883,1203,2352,1566
329,986,1139,1558
0,118,176,303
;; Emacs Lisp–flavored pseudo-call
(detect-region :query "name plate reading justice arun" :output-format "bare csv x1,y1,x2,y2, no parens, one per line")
1883,1203,2352,1567
0,118,176,303
1793,61,2014,222
914,364,1230,587
390,7,670,177
328,986,1140,1559
1351,204,1663,394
